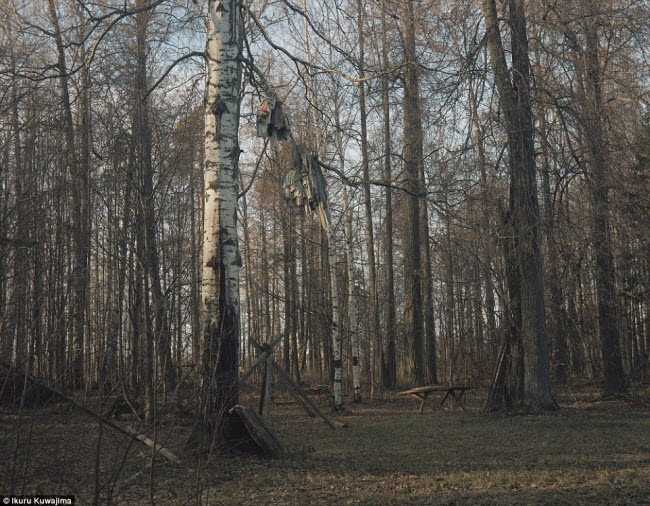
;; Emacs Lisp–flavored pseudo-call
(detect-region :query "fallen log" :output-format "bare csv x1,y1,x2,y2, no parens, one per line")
0,359,180,464
124,426,181,464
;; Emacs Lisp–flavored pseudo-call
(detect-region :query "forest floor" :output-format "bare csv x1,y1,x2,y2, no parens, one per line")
1,383,649,505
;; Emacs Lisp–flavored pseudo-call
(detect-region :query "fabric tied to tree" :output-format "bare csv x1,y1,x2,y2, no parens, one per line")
282,145,329,230
256,97,291,148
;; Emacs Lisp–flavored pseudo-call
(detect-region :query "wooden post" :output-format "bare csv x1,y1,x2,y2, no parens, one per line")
259,353,274,418
263,354,273,418
258,358,268,416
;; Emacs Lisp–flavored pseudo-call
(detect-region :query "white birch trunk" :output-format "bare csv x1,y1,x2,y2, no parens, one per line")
304,2,342,409
327,217,342,409
333,79,360,401
200,0,242,438
343,185,361,402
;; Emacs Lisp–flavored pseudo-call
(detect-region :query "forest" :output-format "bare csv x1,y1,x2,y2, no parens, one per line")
1,0,649,504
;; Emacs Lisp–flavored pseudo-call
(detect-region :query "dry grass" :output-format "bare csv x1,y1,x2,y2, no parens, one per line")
1,385,649,504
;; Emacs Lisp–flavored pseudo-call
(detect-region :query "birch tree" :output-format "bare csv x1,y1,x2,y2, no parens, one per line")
197,0,243,443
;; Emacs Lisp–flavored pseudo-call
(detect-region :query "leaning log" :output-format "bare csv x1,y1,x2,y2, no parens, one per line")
272,361,347,429
229,405,287,457
239,335,284,387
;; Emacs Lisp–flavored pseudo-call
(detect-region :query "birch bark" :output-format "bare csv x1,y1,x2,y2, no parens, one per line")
199,0,242,441
343,185,361,402
308,3,342,408
327,216,342,409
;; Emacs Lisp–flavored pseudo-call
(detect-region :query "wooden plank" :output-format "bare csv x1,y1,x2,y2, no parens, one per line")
124,426,181,463
239,335,284,387
440,390,452,407
271,361,347,429
453,390,467,410
400,385,475,395
276,369,316,418
401,385,475,413
230,405,287,457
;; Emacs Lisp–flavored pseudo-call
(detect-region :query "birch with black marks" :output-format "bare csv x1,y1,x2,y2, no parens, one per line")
196,0,243,444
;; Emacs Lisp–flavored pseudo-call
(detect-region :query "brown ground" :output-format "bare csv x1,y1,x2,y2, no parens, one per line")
1,384,649,505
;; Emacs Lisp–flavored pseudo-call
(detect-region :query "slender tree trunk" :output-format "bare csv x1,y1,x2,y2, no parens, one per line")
539,112,568,383
261,216,271,343
420,164,436,385
290,217,300,384
306,0,341,405
468,77,497,360
190,169,202,368
131,211,143,393
31,162,43,378
380,0,396,387
76,7,92,389
104,139,133,386
444,206,455,384
47,0,87,390
283,215,291,372
240,184,254,366
300,219,307,373
357,0,379,398
327,217,342,408
143,266,154,425
133,4,175,394
8,63,26,366
343,185,361,401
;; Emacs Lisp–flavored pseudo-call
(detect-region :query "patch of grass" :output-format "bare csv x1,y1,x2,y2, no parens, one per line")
204,393,649,505
2,388,648,504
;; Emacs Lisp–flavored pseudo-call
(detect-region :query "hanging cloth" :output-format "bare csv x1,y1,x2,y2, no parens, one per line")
309,157,329,230
256,97,275,139
257,98,292,147
282,145,329,230
282,168,306,215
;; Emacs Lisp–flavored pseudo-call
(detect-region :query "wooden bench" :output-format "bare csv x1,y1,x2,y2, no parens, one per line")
399,385,475,413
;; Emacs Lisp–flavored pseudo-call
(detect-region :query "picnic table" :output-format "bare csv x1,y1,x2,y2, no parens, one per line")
399,385,475,413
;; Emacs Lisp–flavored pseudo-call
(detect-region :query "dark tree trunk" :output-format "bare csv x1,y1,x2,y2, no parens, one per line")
380,0,396,388
133,4,175,394
481,0,555,409
539,112,568,384
582,6,626,396
401,0,425,386
47,0,88,390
